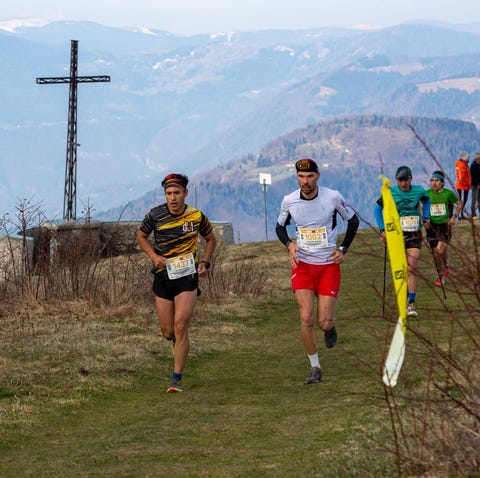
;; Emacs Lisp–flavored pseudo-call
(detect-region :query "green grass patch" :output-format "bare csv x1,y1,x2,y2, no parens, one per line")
0,227,479,477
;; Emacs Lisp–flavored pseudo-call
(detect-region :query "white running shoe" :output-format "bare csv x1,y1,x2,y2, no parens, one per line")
406,303,418,318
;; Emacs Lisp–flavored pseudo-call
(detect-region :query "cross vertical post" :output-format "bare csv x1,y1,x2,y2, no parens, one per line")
36,40,110,221
66,39,78,221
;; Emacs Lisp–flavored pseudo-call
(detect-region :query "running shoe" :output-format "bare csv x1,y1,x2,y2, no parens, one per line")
304,366,322,384
443,265,451,278
167,378,184,393
435,277,445,287
324,327,337,348
406,303,418,318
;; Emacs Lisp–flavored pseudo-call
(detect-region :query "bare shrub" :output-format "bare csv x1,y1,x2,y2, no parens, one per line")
0,199,154,314
381,221,480,477
35,229,153,308
200,243,270,301
44,223,104,298
1,199,275,318
0,198,44,300
355,128,480,477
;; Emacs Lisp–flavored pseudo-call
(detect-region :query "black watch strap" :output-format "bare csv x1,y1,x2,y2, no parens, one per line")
200,260,211,269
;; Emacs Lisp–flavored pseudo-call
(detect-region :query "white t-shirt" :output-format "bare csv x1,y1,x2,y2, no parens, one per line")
277,187,355,265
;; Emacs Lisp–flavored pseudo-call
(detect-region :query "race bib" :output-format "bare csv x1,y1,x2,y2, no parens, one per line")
400,216,419,232
297,227,329,249
430,204,446,217
165,253,196,280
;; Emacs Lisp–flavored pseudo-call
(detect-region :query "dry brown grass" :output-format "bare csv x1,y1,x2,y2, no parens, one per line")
0,232,282,432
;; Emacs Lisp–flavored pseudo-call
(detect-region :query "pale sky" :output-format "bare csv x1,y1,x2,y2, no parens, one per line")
1,0,480,35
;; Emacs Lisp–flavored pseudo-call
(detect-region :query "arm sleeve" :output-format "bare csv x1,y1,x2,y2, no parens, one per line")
275,222,291,246
374,203,385,231
422,197,431,220
339,213,359,249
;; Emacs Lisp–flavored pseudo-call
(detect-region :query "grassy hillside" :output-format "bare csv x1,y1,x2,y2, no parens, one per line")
0,224,479,476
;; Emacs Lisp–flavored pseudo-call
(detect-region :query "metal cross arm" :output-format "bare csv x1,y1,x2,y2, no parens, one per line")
36,76,111,84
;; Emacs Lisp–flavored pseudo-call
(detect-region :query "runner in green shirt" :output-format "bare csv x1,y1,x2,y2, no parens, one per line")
426,170,462,286
374,166,431,318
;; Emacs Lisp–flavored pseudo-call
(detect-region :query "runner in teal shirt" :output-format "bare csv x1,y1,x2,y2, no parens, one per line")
426,170,462,286
374,166,431,318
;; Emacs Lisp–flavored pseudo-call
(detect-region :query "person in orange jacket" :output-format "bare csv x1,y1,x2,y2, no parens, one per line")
455,151,472,219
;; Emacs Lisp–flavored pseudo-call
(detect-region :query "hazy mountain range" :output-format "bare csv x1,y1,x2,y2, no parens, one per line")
100,114,480,241
1,19,480,240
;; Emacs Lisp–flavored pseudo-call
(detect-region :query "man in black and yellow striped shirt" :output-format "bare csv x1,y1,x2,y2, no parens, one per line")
137,173,216,393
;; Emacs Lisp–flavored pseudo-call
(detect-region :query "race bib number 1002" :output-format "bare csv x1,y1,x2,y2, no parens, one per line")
297,227,329,249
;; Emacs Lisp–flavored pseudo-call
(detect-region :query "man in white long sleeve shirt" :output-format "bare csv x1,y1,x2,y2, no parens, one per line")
276,158,359,385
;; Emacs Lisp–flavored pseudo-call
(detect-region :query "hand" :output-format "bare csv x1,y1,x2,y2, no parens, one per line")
287,242,299,269
331,249,345,264
152,254,166,269
197,262,209,278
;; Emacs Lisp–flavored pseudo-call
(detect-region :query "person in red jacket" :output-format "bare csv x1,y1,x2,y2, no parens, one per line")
455,151,472,220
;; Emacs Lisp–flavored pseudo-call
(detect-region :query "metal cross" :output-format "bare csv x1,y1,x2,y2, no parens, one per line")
36,40,110,221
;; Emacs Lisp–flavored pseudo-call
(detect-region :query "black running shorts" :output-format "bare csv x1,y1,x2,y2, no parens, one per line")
403,230,423,249
152,270,199,301
426,222,451,248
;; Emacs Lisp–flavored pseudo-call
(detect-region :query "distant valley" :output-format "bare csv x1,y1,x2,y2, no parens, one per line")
1,20,480,240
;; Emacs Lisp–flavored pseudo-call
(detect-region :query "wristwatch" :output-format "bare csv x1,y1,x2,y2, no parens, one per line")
337,246,348,254
200,260,211,269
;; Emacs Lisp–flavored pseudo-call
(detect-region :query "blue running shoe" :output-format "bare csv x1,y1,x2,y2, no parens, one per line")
304,366,322,384
167,378,183,393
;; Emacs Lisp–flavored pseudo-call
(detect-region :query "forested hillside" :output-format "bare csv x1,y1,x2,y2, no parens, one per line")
99,115,480,242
